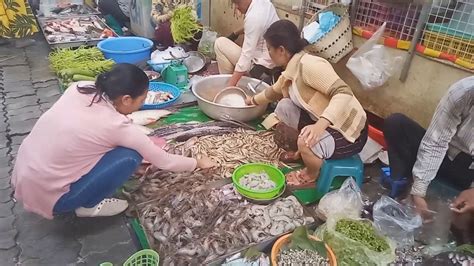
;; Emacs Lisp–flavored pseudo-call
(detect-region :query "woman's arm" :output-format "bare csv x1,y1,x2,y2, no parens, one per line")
301,60,354,125
115,123,197,172
250,75,286,105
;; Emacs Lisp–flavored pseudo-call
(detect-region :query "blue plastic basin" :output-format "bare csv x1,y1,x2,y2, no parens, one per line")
98,37,154,64
141,82,181,110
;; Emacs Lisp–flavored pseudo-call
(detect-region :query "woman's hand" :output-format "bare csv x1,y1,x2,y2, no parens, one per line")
299,118,331,147
196,157,217,169
245,96,255,106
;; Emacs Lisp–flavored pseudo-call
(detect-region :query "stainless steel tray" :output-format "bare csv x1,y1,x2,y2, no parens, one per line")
39,15,116,49
37,4,100,18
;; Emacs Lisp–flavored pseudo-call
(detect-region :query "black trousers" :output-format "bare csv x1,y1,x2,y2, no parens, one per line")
383,113,473,190
98,0,130,27
249,65,283,86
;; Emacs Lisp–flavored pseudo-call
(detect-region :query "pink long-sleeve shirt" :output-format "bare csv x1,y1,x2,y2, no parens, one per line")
11,82,197,219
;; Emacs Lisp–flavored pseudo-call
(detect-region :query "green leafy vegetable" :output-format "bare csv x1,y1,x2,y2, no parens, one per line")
49,46,114,88
456,244,474,255
170,6,202,44
286,226,327,258
243,247,264,261
335,219,390,252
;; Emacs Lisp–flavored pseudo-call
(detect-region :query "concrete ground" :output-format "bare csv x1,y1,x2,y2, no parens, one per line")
0,35,137,266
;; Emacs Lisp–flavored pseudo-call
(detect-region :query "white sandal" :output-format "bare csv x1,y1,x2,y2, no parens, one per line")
75,198,129,217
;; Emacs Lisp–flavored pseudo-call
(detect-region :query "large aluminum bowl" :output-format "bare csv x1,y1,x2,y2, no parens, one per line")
192,75,269,122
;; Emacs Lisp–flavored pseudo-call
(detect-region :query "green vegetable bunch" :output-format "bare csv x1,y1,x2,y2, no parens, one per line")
335,219,390,252
170,6,202,44
49,46,114,88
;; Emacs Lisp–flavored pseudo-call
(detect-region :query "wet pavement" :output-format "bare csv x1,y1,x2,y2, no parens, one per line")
0,35,137,266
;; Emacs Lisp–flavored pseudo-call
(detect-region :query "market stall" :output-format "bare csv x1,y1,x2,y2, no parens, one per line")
37,1,473,265
36,1,117,48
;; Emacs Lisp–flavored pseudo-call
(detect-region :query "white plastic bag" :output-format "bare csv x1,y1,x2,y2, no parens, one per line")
373,196,422,247
150,47,187,64
346,23,403,90
316,177,363,220
198,28,218,59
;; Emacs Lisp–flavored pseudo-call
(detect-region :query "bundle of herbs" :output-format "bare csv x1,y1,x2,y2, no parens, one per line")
315,218,395,266
170,6,202,44
49,46,114,88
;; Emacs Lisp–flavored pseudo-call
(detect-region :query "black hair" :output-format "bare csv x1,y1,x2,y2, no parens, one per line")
264,20,309,55
77,63,148,106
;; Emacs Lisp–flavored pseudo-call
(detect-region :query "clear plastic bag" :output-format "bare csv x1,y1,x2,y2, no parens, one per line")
346,22,403,90
316,177,363,221
315,217,396,266
198,28,218,59
373,196,422,247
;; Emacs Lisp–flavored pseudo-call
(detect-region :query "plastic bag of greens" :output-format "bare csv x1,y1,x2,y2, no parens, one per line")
373,196,422,247
316,177,363,221
315,217,396,266
198,28,218,59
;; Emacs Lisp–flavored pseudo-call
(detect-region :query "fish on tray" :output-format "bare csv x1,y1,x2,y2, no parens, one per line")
42,16,113,43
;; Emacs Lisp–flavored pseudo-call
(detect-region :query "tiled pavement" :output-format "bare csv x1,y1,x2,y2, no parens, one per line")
0,36,137,265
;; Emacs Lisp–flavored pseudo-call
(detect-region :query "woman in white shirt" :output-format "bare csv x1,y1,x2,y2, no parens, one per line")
214,0,281,87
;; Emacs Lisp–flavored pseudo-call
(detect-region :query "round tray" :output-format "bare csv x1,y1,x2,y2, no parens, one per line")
183,51,206,74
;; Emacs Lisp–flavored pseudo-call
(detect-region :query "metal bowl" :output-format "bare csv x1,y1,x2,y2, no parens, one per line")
192,75,269,122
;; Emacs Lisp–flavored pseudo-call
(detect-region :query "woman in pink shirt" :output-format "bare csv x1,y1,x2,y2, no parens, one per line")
11,64,214,219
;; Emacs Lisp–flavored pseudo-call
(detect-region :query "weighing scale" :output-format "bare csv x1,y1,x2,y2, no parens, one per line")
161,53,190,90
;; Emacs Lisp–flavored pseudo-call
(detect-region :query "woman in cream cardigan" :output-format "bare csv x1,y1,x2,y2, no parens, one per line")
247,20,368,187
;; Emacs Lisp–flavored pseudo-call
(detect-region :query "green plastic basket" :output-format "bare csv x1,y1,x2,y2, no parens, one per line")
232,163,286,200
123,249,159,266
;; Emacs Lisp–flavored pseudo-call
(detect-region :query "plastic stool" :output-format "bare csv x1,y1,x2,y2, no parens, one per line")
316,154,364,195
379,167,409,198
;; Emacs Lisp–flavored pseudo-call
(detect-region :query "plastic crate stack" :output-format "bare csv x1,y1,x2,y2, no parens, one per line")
418,0,473,70
352,0,421,50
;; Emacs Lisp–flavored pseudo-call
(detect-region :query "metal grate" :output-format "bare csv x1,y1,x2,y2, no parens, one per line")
353,0,422,41
420,0,474,66
304,0,341,16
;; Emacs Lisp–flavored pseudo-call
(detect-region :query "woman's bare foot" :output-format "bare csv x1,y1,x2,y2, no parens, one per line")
285,168,317,188
279,151,301,163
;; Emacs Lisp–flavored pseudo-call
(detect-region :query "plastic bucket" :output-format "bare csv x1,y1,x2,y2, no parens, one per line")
97,37,154,64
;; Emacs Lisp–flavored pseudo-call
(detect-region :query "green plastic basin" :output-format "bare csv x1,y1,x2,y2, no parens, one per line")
232,163,286,199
